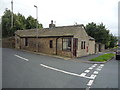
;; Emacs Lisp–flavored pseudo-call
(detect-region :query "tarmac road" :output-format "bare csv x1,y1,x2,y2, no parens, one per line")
2,48,118,89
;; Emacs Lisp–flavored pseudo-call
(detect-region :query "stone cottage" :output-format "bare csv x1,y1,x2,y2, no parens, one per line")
15,22,101,58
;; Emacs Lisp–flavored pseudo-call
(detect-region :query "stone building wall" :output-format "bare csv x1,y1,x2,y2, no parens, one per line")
88,40,95,54
16,37,73,57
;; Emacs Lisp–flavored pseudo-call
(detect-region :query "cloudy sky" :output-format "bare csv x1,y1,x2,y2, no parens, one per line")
0,0,119,36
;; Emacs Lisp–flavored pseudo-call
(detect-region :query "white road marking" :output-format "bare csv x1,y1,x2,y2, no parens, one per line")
94,64,97,66
91,65,96,68
90,74,97,79
40,64,82,77
80,73,87,77
84,70,90,73
40,64,93,79
85,64,104,88
93,71,99,74
86,86,91,90
96,68,101,71
14,54,29,62
100,64,104,67
98,66,103,69
87,80,94,86
96,66,102,70
88,67,93,70
40,63,104,85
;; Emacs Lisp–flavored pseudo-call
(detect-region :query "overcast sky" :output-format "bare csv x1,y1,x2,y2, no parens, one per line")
0,0,119,36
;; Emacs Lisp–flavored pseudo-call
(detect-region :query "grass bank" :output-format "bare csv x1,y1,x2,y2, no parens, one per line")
90,53,115,62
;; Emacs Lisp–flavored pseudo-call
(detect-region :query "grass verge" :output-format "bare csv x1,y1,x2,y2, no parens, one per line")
89,53,115,62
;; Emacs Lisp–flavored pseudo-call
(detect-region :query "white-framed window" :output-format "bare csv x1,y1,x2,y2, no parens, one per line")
62,38,71,51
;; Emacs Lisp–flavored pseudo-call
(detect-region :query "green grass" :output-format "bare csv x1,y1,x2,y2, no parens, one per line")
90,53,115,62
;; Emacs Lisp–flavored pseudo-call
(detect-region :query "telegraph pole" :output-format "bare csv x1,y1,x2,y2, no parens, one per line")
11,0,13,29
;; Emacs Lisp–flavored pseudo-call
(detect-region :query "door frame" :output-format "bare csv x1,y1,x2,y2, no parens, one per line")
73,38,78,57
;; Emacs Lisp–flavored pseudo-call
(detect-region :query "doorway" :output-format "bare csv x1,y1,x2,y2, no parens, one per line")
73,38,78,57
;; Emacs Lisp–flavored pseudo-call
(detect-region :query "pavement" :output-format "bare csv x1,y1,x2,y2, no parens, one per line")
17,48,115,64
2,48,118,88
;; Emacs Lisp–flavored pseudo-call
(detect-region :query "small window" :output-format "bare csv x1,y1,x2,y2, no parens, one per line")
62,38,71,51
25,38,28,46
81,41,85,49
50,40,53,48
81,41,83,49
84,41,86,49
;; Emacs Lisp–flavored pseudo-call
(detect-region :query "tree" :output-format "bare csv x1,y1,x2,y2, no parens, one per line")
2,9,12,37
26,16,37,29
109,34,117,48
26,15,43,29
85,22,117,48
2,9,43,37
13,13,26,30
85,22,97,38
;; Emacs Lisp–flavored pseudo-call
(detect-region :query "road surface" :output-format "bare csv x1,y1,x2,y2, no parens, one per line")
2,48,118,89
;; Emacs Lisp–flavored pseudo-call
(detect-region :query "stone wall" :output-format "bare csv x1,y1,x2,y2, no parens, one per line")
95,43,105,53
15,36,99,58
2,37,15,48
77,39,89,57
16,37,73,57
88,40,95,54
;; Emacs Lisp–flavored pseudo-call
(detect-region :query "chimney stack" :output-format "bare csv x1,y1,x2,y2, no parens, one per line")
49,20,55,29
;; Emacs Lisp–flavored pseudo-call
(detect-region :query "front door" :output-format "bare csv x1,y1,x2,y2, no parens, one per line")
73,38,78,57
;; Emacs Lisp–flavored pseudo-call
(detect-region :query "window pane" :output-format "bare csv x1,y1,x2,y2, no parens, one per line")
62,38,71,51
50,40,53,48
63,41,67,50
68,39,71,47
84,41,85,49
81,41,83,49
25,38,28,46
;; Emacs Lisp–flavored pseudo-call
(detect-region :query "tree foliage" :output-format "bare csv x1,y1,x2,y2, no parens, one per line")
2,10,11,37
2,9,43,37
85,22,117,48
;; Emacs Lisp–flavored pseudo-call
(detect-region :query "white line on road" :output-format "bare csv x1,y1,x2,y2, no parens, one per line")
90,74,97,79
87,80,94,86
93,71,99,74
94,64,97,66
86,64,104,89
80,73,87,77
40,64,93,79
86,86,91,90
96,68,101,71
91,65,96,68
88,67,93,70
84,70,90,73
14,54,29,62
100,64,104,67
98,66,103,69
40,64,81,77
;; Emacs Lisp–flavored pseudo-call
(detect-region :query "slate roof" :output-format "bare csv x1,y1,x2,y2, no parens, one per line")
15,25,88,38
